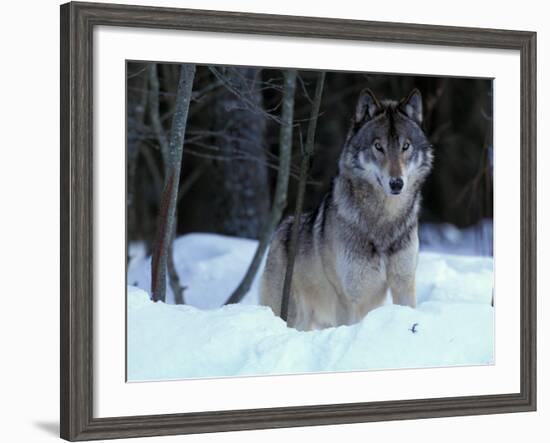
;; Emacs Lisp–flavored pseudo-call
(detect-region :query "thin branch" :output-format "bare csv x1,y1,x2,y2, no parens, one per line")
167,217,186,305
140,144,163,198
280,71,325,321
177,162,207,202
147,64,170,167
127,65,148,79
179,144,317,185
225,69,297,305
209,66,283,124
296,72,314,104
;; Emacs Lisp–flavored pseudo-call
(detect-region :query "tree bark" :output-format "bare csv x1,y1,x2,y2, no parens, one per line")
211,67,270,239
225,69,297,305
280,72,325,321
151,64,196,303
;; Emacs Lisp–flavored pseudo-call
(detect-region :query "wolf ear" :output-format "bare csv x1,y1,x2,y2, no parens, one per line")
400,88,423,125
354,89,381,124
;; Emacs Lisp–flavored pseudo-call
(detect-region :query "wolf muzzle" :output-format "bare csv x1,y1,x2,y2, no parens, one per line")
389,177,404,194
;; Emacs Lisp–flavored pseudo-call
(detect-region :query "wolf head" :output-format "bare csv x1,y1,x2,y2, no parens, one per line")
340,88,433,196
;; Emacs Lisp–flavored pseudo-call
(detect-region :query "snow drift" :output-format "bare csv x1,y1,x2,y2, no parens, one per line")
127,233,494,381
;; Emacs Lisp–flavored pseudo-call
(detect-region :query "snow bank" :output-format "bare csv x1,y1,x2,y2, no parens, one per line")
127,286,493,381
127,233,494,381
128,234,263,307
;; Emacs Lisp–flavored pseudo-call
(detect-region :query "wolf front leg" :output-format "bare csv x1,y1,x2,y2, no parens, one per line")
388,230,419,308
389,270,416,307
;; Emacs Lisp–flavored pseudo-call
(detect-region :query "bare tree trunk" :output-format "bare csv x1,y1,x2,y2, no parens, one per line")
211,67,270,239
151,64,196,303
225,69,297,305
280,72,325,321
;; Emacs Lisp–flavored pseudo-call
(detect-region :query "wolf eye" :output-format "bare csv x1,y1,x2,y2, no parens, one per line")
374,142,384,152
402,142,410,151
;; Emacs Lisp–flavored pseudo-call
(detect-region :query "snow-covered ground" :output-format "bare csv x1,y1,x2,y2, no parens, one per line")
128,234,264,307
127,229,494,381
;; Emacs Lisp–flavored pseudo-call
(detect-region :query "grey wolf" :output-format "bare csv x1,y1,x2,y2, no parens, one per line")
260,88,433,330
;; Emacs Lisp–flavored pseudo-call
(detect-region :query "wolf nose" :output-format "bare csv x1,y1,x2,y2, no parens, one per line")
389,177,404,193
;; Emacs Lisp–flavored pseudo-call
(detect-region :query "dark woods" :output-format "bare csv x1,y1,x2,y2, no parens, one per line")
127,62,493,304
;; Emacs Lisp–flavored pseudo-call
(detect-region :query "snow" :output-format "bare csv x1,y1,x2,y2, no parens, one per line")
127,230,494,381
419,219,493,257
128,234,263,307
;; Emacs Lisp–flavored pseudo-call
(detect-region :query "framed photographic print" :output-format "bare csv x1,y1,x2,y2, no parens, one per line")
60,1,536,441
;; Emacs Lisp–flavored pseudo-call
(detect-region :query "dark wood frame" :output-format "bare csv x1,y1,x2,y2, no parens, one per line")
60,1,537,441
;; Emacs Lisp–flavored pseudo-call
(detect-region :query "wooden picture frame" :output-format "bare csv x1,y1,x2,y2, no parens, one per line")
60,1,536,440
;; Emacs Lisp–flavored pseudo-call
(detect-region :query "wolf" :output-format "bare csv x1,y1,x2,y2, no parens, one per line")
260,88,433,331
